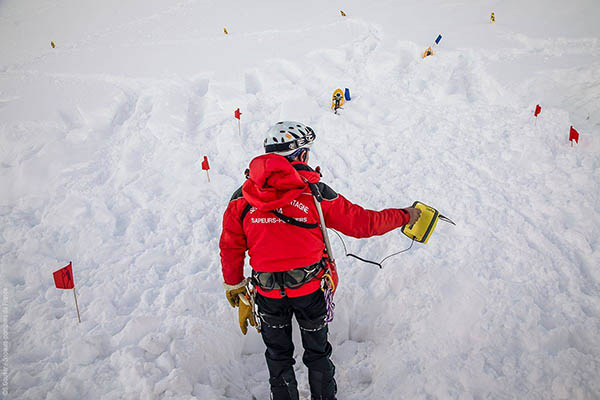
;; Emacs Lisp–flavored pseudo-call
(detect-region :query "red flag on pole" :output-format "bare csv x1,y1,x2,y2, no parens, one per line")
534,104,541,117
569,126,579,144
234,108,241,135
202,156,211,182
53,262,74,289
53,261,81,322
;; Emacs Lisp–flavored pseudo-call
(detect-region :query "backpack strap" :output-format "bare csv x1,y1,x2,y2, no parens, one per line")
239,203,318,229
240,203,252,224
270,210,318,229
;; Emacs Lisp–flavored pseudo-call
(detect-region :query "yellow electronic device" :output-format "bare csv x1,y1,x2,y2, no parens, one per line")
401,201,455,244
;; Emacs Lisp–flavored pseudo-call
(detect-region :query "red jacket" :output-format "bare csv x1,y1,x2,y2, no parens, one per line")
219,154,411,298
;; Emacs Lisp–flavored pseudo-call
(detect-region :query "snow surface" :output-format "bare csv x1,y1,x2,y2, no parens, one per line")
1,0,599,399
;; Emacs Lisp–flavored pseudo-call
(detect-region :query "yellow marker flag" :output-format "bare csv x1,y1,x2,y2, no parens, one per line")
422,46,434,59
224,27,228,35
340,10,346,16
51,41,56,48
490,12,495,23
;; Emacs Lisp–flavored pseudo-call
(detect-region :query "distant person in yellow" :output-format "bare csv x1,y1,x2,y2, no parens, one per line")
331,90,344,113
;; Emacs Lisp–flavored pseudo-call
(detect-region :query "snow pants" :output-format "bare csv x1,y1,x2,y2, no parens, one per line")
256,290,337,400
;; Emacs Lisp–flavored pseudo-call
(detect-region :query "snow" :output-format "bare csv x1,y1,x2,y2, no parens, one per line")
1,0,599,399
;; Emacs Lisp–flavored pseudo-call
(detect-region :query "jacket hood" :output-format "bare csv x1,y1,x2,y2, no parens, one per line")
242,154,320,211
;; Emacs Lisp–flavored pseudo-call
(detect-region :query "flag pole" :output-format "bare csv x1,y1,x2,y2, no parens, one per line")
571,140,573,147
206,170,211,182
238,119,241,135
73,288,81,323
535,116,537,126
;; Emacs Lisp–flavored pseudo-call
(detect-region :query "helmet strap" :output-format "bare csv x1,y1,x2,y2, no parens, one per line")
299,149,309,163
284,148,309,162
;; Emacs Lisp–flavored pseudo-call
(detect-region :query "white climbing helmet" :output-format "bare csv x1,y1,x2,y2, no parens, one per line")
264,121,316,156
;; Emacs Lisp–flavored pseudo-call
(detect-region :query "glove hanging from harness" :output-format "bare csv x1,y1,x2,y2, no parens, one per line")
224,278,249,307
224,279,260,335
238,289,259,335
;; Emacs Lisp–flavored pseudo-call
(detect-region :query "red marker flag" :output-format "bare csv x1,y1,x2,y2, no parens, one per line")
569,126,579,144
201,156,211,182
53,262,81,323
53,262,74,289
234,108,242,135
534,104,541,117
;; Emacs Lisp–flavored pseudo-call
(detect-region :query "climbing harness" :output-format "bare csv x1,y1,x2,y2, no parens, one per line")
252,259,326,294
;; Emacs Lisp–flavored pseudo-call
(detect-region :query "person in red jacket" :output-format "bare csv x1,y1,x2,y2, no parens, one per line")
220,121,421,400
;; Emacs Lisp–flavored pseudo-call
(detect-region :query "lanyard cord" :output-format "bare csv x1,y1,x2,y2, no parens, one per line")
331,229,415,269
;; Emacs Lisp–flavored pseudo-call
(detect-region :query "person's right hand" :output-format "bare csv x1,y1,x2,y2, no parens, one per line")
405,207,422,226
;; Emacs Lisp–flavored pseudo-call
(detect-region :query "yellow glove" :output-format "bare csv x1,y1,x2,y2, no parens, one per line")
238,293,258,335
224,279,249,308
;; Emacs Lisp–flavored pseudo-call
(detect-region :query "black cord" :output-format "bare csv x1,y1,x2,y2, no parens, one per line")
331,230,415,268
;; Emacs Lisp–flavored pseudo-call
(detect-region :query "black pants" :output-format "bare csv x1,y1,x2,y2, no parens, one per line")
256,290,337,400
